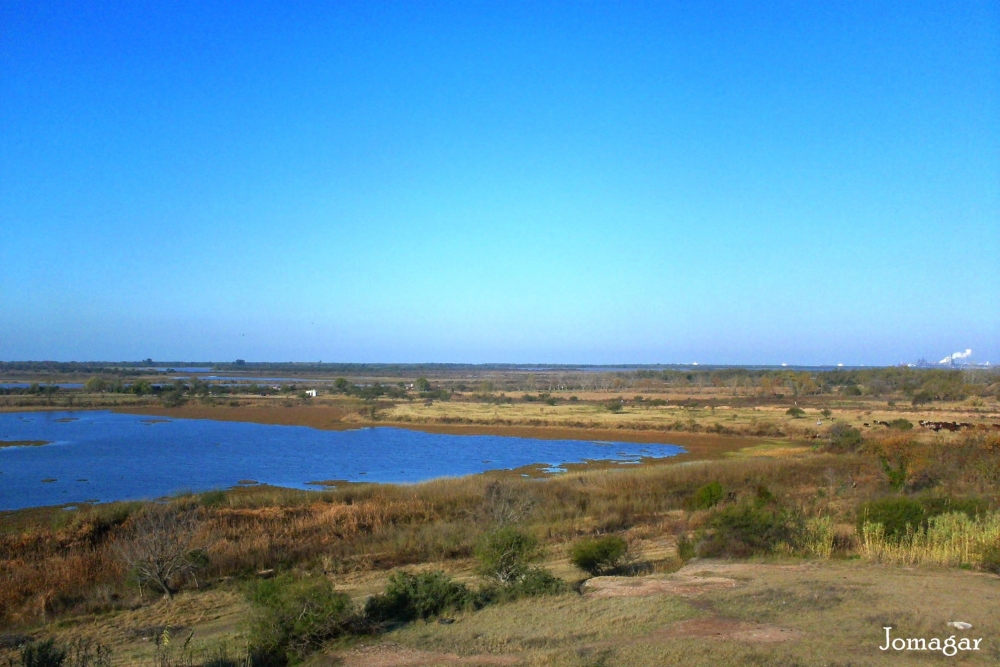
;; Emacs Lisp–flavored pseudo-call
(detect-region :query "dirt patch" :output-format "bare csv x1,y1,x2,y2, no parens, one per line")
336,642,520,667
584,574,740,598
652,617,801,642
582,561,818,600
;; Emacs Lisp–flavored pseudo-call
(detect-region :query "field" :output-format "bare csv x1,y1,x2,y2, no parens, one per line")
1,364,999,666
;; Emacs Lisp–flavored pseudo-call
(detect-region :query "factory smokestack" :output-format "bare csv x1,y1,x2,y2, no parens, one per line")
939,349,972,365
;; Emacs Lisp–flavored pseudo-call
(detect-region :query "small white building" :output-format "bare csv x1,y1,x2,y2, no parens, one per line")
305,389,317,397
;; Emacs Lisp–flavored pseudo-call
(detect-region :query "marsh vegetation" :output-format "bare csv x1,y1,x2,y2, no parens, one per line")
1,365,999,665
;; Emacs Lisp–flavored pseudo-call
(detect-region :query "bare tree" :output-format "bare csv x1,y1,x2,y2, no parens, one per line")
481,480,535,527
113,506,204,600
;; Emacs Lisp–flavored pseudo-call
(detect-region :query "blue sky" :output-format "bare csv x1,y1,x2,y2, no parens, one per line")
1,1,998,365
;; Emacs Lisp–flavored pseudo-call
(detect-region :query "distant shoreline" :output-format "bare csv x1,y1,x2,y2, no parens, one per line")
111,404,760,462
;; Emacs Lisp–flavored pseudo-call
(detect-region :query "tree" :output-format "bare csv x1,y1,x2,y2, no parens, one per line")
415,377,431,392
113,506,205,599
475,527,539,584
131,380,153,396
84,377,107,393
570,536,630,576
481,480,534,527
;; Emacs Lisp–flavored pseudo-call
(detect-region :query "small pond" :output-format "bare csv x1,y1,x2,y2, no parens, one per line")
0,411,684,510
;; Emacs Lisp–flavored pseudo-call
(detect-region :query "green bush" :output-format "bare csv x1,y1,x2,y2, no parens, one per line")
676,535,696,561
858,496,990,542
826,423,864,453
918,496,988,520
981,541,1000,574
889,418,913,430
200,489,228,508
245,574,356,663
479,567,568,604
878,456,909,492
475,527,539,584
570,536,629,576
364,571,473,623
697,504,802,558
689,481,724,510
21,640,66,667
786,407,805,418
856,497,925,540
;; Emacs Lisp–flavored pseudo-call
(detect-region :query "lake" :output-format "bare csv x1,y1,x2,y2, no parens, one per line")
0,411,684,510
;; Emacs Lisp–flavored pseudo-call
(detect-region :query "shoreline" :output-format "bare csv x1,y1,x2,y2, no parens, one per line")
0,405,805,515
112,404,771,462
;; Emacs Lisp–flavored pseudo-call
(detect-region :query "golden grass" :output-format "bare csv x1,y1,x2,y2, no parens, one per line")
1,454,870,626
859,511,1000,568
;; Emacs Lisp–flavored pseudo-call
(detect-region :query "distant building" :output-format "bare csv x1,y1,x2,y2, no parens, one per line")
305,389,317,397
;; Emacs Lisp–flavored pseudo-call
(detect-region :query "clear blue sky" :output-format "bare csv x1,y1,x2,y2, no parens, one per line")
2,1,997,365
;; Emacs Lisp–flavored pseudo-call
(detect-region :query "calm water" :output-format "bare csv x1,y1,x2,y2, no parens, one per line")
0,383,84,389
0,411,684,510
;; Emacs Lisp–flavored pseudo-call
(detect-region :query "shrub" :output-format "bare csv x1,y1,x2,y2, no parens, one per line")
802,516,835,558
786,407,805,418
364,571,473,623
889,418,913,430
859,512,1000,569
911,390,933,406
918,496,988,520
676,535,696,561
605,400,624,413
753,484,775,507
200,490,228,508
246,574,356,663
697,504,802,558
21,640,66,667
160,390,187,407
689,481,723,510
856,497,925,540
475,527,539,584
479,567,568,604
481,480,534,527
878,456,909,492
113,506,204,599
570,536,629,576
981,540,1000,574
826,423,864,453
858,496,990,542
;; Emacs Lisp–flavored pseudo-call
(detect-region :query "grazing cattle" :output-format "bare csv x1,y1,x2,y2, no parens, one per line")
918,420,980,432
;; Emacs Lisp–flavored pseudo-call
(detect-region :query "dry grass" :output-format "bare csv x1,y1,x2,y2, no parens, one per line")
1,420,998,667
2,453,871,626
859,511,1000,567
378,560,1000,666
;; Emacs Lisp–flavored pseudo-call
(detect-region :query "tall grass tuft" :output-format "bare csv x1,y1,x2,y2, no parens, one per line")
802,516,835,558
859,511,1000,569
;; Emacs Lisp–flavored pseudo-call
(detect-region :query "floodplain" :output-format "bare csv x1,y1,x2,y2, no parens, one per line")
1,363,999,666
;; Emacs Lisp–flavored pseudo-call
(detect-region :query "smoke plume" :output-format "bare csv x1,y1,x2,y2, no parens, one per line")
939,349,972,365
